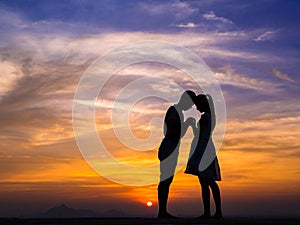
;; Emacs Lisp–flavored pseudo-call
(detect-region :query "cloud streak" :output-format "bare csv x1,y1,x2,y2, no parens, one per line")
139,0,198,19
174,22,198,28
203,11,233,24
272,68,295,83
254,30,275,42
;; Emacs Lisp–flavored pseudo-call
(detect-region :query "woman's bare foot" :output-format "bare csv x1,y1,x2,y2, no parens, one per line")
157,212,178,219
195,213,211,219
211,211,223,219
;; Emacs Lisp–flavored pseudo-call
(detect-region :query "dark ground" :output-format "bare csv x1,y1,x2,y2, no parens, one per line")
0,217,299,225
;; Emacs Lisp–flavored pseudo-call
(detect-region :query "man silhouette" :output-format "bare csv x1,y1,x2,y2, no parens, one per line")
157,90,196,219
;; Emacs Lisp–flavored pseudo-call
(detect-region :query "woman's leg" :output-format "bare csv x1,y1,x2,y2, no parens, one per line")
198,177,211,217
207,178,222,218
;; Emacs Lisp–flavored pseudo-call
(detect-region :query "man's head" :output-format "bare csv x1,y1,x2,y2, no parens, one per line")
177,90,196,111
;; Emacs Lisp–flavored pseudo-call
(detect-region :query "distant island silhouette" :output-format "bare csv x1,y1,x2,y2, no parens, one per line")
38,204,127,218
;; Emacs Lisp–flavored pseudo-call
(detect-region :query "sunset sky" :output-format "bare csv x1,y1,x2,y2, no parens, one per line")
0,0,299,217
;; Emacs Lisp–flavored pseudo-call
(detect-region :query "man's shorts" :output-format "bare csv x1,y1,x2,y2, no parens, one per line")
159,138,179,182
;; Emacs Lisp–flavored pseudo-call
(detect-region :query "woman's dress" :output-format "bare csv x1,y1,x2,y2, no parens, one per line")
185,112,221,181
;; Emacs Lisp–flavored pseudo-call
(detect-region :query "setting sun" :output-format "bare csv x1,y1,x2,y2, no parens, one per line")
146,201,153,207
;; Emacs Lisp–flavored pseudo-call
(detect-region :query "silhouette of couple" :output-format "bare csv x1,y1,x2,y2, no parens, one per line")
157,91,222,219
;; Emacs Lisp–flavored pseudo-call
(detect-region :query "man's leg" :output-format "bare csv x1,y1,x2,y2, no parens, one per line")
158,176,173,217
157,142,179,219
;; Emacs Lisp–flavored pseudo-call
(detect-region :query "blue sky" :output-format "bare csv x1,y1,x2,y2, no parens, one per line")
0,0,299,217
1,0,299,83
2,0,300,31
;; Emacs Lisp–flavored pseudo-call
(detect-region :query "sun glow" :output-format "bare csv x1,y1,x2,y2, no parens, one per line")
146,201,153,207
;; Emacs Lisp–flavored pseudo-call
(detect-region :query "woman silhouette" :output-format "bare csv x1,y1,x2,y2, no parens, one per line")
185,94,222,219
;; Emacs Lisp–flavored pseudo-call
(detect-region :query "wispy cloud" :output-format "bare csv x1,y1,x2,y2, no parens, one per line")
215,66,278,92
0,60,24,98
139,0,198,19
0,7,27,30
203,11,233,24
174,22,198,28
254,30,275,42
272,68,295,83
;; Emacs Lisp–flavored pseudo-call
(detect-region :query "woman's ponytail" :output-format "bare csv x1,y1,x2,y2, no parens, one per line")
206,94,216,130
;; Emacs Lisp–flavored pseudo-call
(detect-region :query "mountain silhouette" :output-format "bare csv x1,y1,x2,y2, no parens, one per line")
40,204,97,218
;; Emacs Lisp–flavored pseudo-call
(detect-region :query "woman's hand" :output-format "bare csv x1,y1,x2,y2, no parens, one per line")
186,117,196,127
185,117,196,133
181,117,196,138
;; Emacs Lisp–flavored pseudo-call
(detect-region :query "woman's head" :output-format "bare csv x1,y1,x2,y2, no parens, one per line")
195,94,216,129
195,94,210,112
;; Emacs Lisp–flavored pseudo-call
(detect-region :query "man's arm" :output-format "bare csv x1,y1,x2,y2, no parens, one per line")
166,118,179,138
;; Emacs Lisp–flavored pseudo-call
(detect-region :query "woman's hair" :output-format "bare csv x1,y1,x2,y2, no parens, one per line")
195,94,216,130
206,94,216,130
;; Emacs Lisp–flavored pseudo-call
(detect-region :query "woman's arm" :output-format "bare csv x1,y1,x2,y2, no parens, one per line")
190,114,211,159
181,117,196,137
